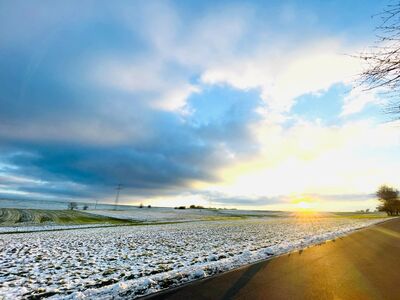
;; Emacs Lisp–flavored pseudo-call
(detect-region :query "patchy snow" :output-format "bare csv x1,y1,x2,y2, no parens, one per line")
0,217,387,299
86,208,214,222
85,208,284,222
0,224,123,234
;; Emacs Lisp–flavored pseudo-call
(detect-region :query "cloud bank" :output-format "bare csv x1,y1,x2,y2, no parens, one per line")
0,0,398,210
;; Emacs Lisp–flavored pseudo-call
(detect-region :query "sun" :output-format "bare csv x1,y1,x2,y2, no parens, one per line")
297,201,311,210
291,199,320,217
291,197,317,212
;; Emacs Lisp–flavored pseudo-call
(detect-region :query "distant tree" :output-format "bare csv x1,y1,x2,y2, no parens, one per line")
189,205,204,209
358,2,400,119
147,204,151,208
139,203,143,208
376,185,400,215
83,205,89,210
68,202,78,210
177,206,186,209
366,208,370,213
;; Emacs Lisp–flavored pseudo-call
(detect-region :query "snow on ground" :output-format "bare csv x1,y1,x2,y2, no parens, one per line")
86,208,216,222
0,217,387,299
86,207,284,222
0,224,122,234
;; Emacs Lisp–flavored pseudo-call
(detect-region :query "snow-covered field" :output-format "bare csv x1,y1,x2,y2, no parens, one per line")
0,223,122,234
86,207,283,222
0,216,387,300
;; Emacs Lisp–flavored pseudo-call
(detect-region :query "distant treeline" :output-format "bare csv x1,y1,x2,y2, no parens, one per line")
174,205,205,210
174,205,236,210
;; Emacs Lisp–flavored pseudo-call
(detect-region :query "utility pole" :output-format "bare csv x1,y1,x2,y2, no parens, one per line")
114,184,123,210
207,194,212,209
95,199,99,210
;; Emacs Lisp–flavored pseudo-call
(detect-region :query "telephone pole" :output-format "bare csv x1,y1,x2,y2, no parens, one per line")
114,184,123,210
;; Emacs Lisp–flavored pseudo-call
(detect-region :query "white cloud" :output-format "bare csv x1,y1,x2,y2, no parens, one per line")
89,2,254,112
91,57,200,111
201,39,362,112
158,84,200,111
340,88,384,116
90,3,367,116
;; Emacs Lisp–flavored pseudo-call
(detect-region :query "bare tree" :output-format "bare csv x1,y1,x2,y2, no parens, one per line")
359,2,400,118
68,202,78,210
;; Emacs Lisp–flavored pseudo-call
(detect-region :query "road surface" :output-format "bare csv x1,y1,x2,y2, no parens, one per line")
144,217,400,300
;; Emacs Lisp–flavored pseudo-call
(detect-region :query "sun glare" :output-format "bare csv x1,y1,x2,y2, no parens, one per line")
291,198,321,218
297,201,311,210
291,197,317,212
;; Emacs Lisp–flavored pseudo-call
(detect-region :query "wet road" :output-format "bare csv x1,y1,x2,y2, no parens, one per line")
144,218,400,300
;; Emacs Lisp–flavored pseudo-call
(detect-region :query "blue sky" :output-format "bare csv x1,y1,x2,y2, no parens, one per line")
1,0,399,211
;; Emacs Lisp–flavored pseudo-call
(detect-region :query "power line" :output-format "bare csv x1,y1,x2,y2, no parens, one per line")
114,184,123,210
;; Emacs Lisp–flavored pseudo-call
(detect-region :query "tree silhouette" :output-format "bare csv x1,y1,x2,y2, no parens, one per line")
376,185,400,215
68,202,78,210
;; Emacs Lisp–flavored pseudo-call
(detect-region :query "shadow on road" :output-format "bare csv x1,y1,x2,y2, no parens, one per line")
221,261,269,300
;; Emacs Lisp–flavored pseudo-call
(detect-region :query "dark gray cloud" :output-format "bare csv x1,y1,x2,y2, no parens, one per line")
0,0,263,202
0,95,261,200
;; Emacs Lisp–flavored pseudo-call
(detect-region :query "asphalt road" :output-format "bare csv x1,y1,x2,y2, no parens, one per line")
145,218,400,300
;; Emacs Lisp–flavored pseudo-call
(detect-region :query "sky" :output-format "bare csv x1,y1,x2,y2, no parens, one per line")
1,0,399,211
